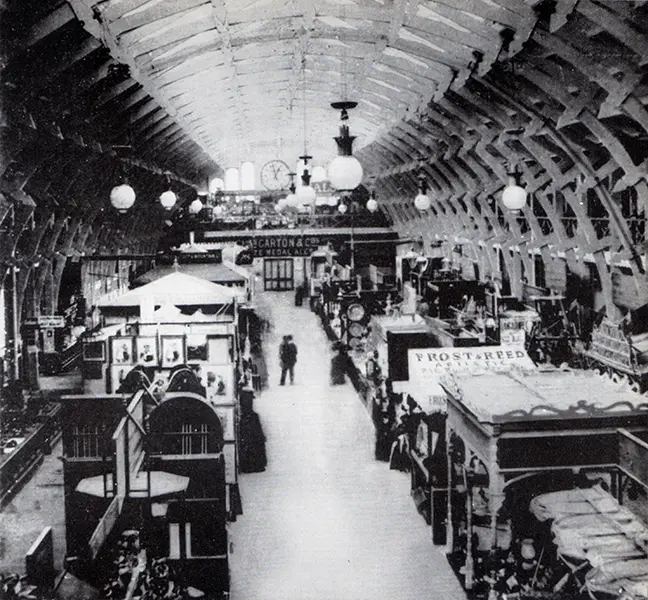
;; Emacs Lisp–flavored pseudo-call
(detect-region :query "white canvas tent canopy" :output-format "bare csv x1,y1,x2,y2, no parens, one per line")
99,272,242,309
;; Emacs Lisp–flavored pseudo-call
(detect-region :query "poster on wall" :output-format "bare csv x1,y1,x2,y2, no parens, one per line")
201,365,234,401
161,336,185,367
111,337,134,364
207,336,231,364
186,334,208,362
136,336,158,365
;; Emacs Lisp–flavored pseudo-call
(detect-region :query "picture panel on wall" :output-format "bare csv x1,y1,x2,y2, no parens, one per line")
161,336,185,368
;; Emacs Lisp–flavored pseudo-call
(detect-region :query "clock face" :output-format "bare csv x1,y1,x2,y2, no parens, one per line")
260,160,291,190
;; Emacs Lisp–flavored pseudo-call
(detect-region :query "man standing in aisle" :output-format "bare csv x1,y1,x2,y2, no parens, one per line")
279,334,298,385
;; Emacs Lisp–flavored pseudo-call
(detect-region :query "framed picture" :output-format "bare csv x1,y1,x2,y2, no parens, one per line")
135,336,158,366
83,340,106,362
213,405,236,441
110,365,131,393
111,337,134,365
161,336,185,367
186,334,208,362
201,365,234,401
223,442,237,484
207,336,231,365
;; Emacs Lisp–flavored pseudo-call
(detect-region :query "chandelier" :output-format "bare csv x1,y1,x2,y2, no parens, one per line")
328,101,363,191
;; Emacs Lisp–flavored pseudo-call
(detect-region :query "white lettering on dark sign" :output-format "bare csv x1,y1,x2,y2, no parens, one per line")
250,236,322,257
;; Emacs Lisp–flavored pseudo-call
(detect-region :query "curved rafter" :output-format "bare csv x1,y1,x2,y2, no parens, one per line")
0,0,646,328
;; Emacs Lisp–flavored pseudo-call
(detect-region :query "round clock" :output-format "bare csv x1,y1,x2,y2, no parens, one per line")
260,160,291,190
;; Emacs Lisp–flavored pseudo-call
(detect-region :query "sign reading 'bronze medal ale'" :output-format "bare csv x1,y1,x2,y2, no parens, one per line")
250,235,324,258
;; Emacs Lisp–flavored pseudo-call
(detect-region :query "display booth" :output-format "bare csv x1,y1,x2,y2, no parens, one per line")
410,364,648,594
83,273,241,396
61,383,232,597
79,271,245,533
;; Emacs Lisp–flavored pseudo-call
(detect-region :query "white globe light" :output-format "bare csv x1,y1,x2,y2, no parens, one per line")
502,184,527,210
189,198,204,214
328,156,363,190
338,203,348,214
159,190,177,210
285,193,298,207
414,193,431,211
110,184,136,213
366,198,378,212
311,166,327,183
297,185,317,203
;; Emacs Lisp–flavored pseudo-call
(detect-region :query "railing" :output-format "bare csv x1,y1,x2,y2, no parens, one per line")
60,340,83,372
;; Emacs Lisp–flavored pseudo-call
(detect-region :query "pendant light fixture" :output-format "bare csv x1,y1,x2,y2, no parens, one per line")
159,190,177,210
328,101,363,191
311,165,327,183
159,173,177,210
110,162,136,213
111,184,136,213
338,202,348,214
366,190,378,213
501,164,527,211
414,168,431,211
297,155,317,204
296,57,317,206
284,172,298,208
188,198,204,214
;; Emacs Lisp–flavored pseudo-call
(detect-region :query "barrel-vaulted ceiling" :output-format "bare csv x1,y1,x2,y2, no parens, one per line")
68,0,538,168
1,0,648,323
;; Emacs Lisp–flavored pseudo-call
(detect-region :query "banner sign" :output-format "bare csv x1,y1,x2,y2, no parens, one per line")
249,235,327,258
24,315,65,329
408,346,535,376
406,346,536,413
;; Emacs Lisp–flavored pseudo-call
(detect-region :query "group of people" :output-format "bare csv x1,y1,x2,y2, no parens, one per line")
372,383,426,472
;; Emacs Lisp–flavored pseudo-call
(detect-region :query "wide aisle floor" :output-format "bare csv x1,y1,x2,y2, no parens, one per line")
229,292,466,600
